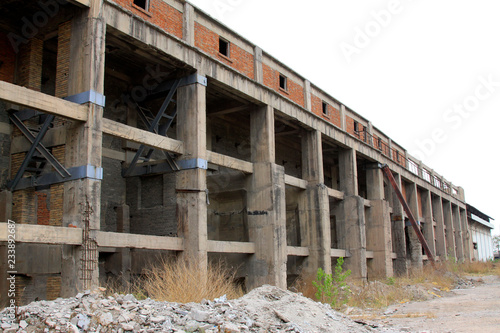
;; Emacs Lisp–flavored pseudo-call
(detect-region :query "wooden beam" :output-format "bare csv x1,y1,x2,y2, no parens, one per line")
326,187,344,200
0,223,82,245
0,81,88,121
95,231,184,251
102,118,184,155
287,246,309,256
206,150,253,174
207,240,255,254
284,174,307,189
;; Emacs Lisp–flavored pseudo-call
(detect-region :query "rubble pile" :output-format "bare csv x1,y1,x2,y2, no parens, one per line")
0,285,386,333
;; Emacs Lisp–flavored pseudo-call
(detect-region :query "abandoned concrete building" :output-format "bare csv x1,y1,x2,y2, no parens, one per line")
0,0,479,305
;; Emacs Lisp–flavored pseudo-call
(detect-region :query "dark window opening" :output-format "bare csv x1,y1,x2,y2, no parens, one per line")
279,74,287,90
322,101,328,116
354,120,359,133
377,137,382,149
473,242,478,250
133,0,149,10
219,37,230,57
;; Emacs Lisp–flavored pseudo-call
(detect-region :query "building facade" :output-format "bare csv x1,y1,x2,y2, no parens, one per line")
0,0,471,305
467,204,494,261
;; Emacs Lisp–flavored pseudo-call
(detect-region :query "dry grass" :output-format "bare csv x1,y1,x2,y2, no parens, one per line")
142,259,243,303
105,258,244,303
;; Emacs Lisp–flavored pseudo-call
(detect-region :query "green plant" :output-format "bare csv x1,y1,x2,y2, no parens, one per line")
386,276,396,285
312,257,351,308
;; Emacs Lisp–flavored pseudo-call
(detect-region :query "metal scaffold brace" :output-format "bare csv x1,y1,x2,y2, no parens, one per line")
379,163,436,267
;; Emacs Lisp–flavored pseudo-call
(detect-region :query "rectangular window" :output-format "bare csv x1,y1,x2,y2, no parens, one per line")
219,37,230,57
322,101,328,116
377,137,382,149
279,74,287,91
353,120,359,133
133,0,149,10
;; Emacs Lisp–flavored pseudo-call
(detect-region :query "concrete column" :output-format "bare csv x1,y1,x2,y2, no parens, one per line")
247,105,287,289
254,46,263,84
421,189,436,257
182,2,195,46
61,1,105,297
299,130,331,276
452,205,464,261
116,205,131,285
367,121,373,146
176,80,208,272
432,195,447,260
460,208,471,260
442,200,456,259
339,105,347,131
390,173,408,276
336,149,367,280
365,168,393,278
304,80,312,111
405,183,423,269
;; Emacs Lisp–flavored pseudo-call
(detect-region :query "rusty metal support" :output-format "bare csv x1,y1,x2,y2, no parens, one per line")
380,164,436,267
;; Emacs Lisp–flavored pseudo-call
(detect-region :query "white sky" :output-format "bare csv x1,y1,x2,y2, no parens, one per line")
188,0,500,236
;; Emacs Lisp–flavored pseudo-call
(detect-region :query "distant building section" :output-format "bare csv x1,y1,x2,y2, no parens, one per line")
467,204,494,261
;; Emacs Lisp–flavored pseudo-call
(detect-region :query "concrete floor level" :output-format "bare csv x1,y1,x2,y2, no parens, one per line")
0,0,471,305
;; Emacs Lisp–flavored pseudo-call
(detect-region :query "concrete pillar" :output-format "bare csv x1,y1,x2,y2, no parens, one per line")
247,105,287,289
421,189,436,257
254,46,263,84
116,205,131,285
61,1,105,297
299,130,331,276
460,208,471,260
405,183,423,269
452,205,464,261
432,195,447,260
442,200,456,259
304,80,312,111
390,173,408,276
176,80,208,272
339,105,347,131
365,168,393,278
336,149,367,280
367,121,373,146
182,2,195,46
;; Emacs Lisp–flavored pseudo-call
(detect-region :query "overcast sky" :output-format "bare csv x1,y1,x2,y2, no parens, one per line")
188,0,500,236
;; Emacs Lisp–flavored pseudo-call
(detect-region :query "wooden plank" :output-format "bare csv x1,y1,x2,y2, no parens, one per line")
326,187,344,200
0,223,82,245
102,118,184,155
287,246,309,256
207,240,255,254
331,248,348,257
95,231,184,251
284,174,307,189
0,81,88,121
206,150,253,174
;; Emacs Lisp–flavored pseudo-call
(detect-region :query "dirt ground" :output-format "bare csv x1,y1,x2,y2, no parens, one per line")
355,275,500,333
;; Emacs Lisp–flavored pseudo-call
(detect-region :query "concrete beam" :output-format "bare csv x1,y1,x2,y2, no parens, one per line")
0,81,88,121
102,118,184,155
287,246,310,257
207,240,255,254
67,0,90,7
326,187,344,200
284,175,308,189
95,231,183,251
331,249,349,257
432,195,447,259
0,223,82,245
207,151,253,174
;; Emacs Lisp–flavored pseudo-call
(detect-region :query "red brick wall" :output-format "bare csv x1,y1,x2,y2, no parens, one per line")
345,116,365,138
113,0,183,39
262,63,304,107
311,94,341,127
0,32,16,83
55,21,71,99
18,38,43,91
194,22,254,79
392,148,406,167
37,192,50,225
